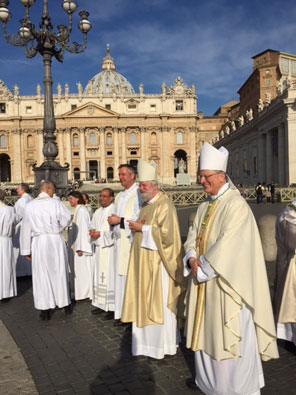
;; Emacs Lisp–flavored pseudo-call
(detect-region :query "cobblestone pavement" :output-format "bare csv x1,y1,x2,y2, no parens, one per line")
0,202,295,394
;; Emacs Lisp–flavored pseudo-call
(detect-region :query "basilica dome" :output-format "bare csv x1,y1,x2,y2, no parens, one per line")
84,46,135,95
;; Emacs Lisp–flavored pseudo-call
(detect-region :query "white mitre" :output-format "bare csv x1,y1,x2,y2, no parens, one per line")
137,159,157,181
200,142,229,172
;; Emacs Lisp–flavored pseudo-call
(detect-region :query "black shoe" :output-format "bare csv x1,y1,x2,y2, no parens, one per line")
46,309,52,321
114,319,124,327
40,309,51,321
64,305,72,315
101,312,114,321
91,308,104,315
186,378,200,391
40,310,47,320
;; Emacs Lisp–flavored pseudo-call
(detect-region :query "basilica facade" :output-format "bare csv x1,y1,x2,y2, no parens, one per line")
0,47,226,185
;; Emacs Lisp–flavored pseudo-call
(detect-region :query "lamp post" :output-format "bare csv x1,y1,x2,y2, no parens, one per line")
0,0,91,195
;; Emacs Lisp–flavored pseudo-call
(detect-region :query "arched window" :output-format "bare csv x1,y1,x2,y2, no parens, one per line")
107,167,114,180
0,135,7,148
27,134,33,148
106,133,112,146
89,132,96,145
151,132,157,145
130,132,136,145
73,133,79,147
176,131,183,145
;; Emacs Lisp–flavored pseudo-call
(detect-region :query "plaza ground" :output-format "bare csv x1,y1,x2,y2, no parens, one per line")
0,202,295,394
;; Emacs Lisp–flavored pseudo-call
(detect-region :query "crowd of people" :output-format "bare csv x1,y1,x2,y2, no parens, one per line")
0,145,295,394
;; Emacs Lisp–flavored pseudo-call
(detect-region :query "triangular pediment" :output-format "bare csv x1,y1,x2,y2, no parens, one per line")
62,102,118,117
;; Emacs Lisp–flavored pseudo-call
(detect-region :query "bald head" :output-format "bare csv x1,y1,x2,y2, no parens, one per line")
38,181,55,197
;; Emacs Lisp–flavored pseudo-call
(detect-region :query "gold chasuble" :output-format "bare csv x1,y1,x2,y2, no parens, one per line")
121,192,185,328
184,187,279,362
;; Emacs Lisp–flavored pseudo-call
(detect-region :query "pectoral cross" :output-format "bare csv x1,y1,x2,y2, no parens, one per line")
100,272,106,283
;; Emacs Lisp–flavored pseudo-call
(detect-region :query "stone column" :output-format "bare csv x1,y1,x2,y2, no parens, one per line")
121,127,127,163
100,127,106,179
189,126,197,182
258,132,266,182
161,127,171,183
286,119,296,185
57,128,64,165
12,129,22,183
277,123,286,186
114,127,119,172
140,127,146,160
265,131,272,183
37,129,44,166
65,128,72,177
79,127,86,180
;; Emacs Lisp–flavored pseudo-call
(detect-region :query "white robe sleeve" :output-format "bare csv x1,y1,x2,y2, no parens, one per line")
75,208,92,255
182,251,218,281
141,225,158,250
20,208,32,256
98,231,114,248
197,255,218,282
57,201,71,231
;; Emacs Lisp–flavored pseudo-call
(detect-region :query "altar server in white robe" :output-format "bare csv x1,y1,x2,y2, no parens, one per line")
89,188,115,315
20,181,71,320
0,189,16,301
274,198,296,346
108,164,141,326
121,160,185,359
183,143,279,394
13,183,32,277
68,191,93,301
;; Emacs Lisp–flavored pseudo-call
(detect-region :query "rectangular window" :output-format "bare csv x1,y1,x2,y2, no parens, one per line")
105,104,111,110
71,104,77,110
265,78,271,86
280,57,289,74
73,152,79,156
150,104,156,112
0,103,6,113
291,60,296,76
26,106,32,114
107,151,113,156
176,100,183,111
128,104,137,111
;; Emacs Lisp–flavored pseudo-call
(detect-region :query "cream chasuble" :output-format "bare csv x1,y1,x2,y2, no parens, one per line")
122,192,185,327
274,204,296,345
113,183,141,319
184,186,279,395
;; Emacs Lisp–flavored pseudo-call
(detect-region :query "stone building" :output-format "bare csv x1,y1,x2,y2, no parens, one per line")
0,47,226,185
215,49,296,186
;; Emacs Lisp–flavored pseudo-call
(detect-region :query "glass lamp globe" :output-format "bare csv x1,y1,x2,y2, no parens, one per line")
19,25,31,40
62,0,77,14
0,7,10,23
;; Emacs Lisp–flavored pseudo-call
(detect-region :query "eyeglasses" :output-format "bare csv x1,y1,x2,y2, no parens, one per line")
198,172,221,183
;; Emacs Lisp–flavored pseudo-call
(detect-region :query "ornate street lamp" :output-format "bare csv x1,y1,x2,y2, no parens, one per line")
0,0,91,195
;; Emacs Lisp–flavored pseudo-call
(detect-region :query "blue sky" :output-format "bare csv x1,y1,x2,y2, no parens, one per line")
0,0,296,115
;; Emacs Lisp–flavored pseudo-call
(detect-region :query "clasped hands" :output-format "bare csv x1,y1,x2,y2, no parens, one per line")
128,216,146,232
89,229,100,240
188,257,202,277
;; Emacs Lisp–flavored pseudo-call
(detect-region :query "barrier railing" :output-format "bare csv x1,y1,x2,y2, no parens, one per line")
4,187,296,208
